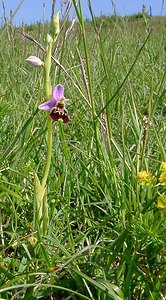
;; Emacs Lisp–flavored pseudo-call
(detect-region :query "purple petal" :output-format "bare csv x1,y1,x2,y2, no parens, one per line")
52,84,64,101
39,99,56,111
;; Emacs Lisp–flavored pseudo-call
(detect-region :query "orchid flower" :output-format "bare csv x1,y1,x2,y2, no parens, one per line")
39,84,69,123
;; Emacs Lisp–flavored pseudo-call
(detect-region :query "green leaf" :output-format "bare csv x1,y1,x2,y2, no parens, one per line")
34,173,48,236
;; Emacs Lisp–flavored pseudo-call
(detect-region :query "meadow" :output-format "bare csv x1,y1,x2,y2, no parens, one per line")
0,1,166,299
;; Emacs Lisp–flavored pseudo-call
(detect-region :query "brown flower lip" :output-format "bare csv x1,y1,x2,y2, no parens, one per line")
50,107,69,123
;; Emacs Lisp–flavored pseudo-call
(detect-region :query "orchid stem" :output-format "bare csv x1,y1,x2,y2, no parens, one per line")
33,12,60,236
42,117,52,188
42,35,53,188
44,35,52,99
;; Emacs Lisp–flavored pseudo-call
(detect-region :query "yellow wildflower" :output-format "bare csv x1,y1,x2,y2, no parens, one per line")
159,172,166,186
137,171,156,186
157,196,166,208
160,162,166,172
28,236,37,247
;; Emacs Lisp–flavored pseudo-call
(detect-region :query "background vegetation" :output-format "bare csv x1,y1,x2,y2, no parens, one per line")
0,1,166,299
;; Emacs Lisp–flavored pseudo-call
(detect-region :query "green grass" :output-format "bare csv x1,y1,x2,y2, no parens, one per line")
0,1,166,299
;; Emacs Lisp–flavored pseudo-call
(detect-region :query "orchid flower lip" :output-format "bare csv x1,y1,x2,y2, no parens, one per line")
50,107,69,123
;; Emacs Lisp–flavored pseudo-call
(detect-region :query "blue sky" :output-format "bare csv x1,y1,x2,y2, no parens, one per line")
0,0,165,26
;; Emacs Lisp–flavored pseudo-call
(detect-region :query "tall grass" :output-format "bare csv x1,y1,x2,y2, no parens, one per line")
0,1,166,299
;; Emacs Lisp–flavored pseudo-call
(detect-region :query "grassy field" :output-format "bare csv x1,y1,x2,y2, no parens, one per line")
0,1,166,299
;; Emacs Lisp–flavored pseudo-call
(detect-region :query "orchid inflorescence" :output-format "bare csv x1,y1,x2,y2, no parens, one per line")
39,84,69,123
24,11,70,237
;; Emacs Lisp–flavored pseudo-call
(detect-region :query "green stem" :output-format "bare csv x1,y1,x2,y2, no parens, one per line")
44,35,52,99
42,117,53,188
58,120,70,162
42,35,53,188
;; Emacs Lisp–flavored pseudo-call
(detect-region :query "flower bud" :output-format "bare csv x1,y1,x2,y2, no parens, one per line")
25,56,44,67
47,34,52,44
51,11,60,42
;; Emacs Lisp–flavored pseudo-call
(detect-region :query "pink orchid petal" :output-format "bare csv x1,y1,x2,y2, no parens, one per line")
52,84,64,101
38,99,56,111
26,56,43,67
